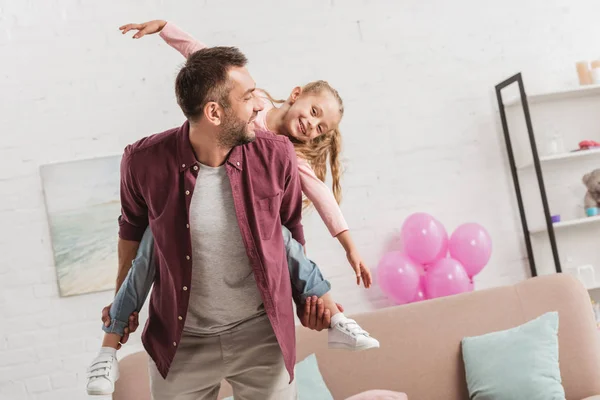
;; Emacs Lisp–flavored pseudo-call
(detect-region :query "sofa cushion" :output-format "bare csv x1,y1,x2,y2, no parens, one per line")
294,353,334,400
461,311,565,400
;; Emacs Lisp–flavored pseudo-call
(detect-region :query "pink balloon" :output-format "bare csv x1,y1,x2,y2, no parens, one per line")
412,276,428,303
424,257,470,299
433,244,448,263
449,223,492,277
377,251,421,305
400,213,448,265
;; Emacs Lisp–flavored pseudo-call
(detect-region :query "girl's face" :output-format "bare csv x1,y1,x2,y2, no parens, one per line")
282,88,342,143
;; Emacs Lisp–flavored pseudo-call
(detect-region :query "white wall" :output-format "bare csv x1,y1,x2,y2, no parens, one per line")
2,0,599,398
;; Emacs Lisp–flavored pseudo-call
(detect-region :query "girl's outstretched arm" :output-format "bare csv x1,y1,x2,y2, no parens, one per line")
119,20,206,58
297,159,372,288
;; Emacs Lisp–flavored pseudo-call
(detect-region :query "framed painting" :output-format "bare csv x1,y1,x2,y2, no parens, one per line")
40,154,122,297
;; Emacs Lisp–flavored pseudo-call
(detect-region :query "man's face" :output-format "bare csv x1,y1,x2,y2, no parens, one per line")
218,67,264,148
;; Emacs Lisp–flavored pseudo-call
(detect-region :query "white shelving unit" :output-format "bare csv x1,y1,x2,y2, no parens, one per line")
504,83,600,107
518,148,600,170
530,215,600,234
501,79,600,296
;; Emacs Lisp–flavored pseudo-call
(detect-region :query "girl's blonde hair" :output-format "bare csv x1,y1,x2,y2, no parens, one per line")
261,80,344,209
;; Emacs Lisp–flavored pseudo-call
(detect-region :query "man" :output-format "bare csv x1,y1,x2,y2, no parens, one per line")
116,46,305,399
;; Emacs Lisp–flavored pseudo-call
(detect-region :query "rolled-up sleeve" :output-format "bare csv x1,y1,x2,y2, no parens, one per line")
118,147,148,241
280,140,305,246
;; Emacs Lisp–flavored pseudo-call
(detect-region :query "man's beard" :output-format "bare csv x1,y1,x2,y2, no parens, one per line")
218,108,255,148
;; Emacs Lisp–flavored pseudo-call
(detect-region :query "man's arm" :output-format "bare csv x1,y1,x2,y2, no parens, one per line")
279,140,305,247
279,141,341,330
116,147,149,292
100,148,149,339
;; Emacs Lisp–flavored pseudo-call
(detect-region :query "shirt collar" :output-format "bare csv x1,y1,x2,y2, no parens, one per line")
177,120,244,172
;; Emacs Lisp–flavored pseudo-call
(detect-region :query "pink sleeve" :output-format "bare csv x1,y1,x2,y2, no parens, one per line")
297,158,348,237
159,22,207,58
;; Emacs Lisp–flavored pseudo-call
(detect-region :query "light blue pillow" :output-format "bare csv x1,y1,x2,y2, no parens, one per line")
223,353,333,400
461,311,566,400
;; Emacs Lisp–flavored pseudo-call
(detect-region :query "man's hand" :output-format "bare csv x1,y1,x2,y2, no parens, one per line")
101,304,140,349
119,20,167,39
298,296,344,331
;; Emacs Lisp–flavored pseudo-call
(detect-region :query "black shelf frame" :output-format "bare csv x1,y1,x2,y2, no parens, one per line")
495,73,562,277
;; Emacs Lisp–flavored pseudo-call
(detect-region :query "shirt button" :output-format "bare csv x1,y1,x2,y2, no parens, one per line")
178,316,183,321
183,286,188,291
193,165,198,171
173,342,177,347
186,255,190,260
181,164,186,168
185,190,190,195
236,162,240,166
186,224,190,229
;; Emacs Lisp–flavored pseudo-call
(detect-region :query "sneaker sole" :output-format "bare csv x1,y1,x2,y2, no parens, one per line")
86,374,118,396
328,342,380,351
87,389,114,396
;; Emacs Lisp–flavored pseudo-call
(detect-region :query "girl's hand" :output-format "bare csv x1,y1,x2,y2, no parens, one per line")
119,20,167,39
346,251,372,288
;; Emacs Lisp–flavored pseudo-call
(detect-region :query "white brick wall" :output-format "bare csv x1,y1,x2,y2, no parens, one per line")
2,0,600,398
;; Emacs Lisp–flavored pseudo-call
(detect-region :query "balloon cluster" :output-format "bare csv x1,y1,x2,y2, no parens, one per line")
377,213,492,305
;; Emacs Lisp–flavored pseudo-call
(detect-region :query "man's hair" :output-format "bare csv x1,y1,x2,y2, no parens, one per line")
175,46,248,121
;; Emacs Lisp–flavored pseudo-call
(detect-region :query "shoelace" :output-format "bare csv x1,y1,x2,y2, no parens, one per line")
338,319,369,337
87,354,114,379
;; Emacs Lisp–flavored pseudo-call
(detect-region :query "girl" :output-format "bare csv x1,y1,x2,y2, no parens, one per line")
86,20,379,396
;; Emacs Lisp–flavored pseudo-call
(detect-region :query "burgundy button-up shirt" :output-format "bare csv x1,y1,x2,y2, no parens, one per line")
118,121,305,381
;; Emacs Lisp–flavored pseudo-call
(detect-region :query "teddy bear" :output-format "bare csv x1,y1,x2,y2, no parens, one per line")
582,169,600,213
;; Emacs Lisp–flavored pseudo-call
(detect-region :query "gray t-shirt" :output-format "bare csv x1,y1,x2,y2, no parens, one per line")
183,163,265,336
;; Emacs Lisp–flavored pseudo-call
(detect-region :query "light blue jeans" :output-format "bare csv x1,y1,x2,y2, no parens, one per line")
103,226,331,335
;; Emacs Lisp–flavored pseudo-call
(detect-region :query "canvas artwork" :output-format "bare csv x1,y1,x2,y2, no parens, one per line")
40,155,122,297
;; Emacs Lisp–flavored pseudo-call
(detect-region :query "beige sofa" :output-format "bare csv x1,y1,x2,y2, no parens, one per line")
113,273,600,399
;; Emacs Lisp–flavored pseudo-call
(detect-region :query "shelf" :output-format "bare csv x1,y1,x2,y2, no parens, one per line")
504,83,600,107
519,148,600,169
530,215,600,234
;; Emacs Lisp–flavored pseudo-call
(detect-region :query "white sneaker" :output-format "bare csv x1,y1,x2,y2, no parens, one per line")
86,351,119,396
328,313,380,351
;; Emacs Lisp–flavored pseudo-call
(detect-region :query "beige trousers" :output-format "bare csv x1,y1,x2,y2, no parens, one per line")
149,314,297,400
